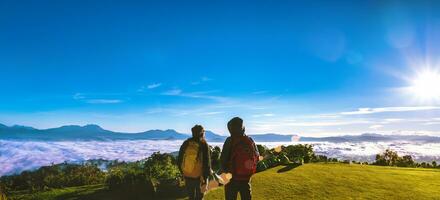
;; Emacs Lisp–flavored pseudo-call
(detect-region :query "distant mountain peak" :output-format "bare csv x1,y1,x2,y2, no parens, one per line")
0,123,7,129
55,124,104,130
359,133,382,136
11,125,36,130
83,124,104,130
58,125,82,129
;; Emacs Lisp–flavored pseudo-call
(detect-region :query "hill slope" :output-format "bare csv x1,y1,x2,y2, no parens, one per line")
8,164,440,200
205,163,440,200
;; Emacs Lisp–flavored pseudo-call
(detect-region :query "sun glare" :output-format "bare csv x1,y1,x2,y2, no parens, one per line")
408,69,440,101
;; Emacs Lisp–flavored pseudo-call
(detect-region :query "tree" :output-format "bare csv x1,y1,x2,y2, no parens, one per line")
312,155,328,163
210,146,221,171
397,155,415,167
374,149,399,166
283,144,315,163
106,165,156,199
144,152,181,181
256,144,270,157
143,152,183,198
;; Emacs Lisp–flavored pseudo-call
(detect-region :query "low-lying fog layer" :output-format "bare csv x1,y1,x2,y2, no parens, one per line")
1,140,440,176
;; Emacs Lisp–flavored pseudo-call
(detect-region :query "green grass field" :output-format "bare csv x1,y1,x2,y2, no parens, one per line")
8,163,440,200
205,163,440,200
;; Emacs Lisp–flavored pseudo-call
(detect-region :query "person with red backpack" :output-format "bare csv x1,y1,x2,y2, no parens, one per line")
220,117,259,200
178,125,212,200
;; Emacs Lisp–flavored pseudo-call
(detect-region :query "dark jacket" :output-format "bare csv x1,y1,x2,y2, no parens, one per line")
220,135,259,174
177,138,212,179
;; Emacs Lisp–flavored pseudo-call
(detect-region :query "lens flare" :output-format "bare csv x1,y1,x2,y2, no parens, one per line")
408,69,440,102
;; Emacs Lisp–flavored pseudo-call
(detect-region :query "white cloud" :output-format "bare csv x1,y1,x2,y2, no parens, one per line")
73,93,123,104
197,111,224,116
340,106,440,115
369,125,384,129
252,91,268,95
191,76,212,85
137,83,162,92
73,93,85,100
201,76,212,82
86,99,123,104
161,89,229,102
423,122,440,125
0,140,185,176
162,89,182,96
384,118,405,122
252,113,275,118
251,119,372,129
285,120,371,127
147,83,162,89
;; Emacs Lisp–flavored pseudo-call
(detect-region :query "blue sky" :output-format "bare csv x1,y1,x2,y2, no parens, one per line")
1,1,440,136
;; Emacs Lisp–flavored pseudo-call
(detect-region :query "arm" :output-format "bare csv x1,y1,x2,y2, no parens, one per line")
202,142,212,179
177,140,188,172
220,137,232,173
250,137,260,157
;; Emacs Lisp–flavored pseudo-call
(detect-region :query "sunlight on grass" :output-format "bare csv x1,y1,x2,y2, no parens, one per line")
205,163,440,200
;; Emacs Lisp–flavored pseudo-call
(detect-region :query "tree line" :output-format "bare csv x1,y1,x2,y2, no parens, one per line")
373,149,438,168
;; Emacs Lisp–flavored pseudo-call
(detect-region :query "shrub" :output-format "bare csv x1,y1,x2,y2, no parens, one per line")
144,152,181,181
0,163,105,192
143,152,183,198
312,155,328,163
210,146,222,172
256,161,269,172
257,144,270,157
283,144,315,163
106,166,156,199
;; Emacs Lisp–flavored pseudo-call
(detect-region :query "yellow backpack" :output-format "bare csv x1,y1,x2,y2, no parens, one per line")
181,140,203,178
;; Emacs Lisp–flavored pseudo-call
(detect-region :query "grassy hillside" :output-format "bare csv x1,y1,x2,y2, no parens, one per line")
205,163,440,200
7,163,440,200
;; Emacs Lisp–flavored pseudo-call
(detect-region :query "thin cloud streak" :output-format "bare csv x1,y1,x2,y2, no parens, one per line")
161,89,183,96
147,83,162,89
252,113,275,118
161,89,229,102
86,99,123,104
73,93,123,104
191,76,212,85
340,106,440,115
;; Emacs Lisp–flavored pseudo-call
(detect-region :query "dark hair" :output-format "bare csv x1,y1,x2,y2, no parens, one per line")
191,125,205,141
227,117,245,136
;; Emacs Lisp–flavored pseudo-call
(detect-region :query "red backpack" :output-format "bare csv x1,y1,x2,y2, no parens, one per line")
230,135,258,180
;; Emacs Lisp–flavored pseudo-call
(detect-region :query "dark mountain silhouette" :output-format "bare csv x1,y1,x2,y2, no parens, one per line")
1,123,440,143
0,123,188,141
204,130,226,142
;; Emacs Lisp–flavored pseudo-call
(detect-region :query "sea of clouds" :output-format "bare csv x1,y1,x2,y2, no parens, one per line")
1,140,440,177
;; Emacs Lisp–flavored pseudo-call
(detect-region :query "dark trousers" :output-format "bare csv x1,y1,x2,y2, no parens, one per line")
225,179,251,200
185,177,204,200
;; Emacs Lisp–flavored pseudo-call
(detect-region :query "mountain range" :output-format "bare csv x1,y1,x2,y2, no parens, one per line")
1,123,440,143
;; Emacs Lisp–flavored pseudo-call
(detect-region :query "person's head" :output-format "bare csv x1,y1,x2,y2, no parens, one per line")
191,124,205,141
227,117,245,137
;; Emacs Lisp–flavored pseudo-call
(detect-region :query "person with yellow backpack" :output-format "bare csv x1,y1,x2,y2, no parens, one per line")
178,125,212,200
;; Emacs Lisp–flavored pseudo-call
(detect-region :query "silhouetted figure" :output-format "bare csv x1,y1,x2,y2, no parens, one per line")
178,125,212,200
220,117,259,200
